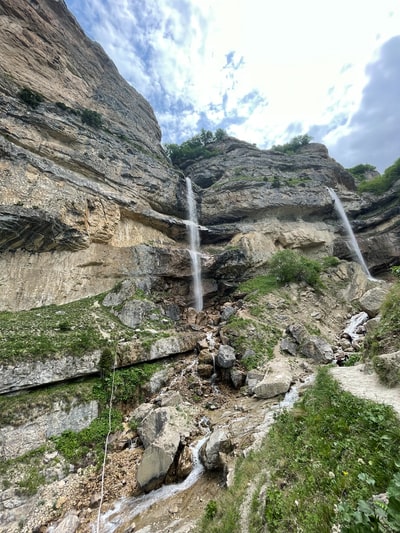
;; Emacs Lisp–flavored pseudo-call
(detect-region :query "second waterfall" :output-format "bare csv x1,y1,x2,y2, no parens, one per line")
186,177,203,311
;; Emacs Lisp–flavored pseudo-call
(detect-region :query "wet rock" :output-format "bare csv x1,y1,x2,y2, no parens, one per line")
230,368,246,389
216,345,236,368
200,428,232,470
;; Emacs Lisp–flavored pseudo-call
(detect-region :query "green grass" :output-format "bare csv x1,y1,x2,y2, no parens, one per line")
198,368,400,533
0,295,135,364
223,315,280,370
363,282,400,384
237,274,279,301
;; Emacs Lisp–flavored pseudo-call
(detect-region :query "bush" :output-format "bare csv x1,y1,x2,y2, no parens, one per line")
346,163,377,182
358,158,400,194
268,249,322,288
164,128,226,167
18,87,44,108
81,108,102,128
271,134,312,154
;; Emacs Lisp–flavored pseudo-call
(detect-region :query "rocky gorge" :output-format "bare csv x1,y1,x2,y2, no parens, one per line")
1,1,400,532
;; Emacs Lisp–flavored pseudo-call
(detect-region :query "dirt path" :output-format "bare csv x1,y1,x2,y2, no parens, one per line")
330,364,400,416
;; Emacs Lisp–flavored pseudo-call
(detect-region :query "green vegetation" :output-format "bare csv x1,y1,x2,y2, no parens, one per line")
0,295,134,364
53,409,123,466
347,163,377,183
94,363,161,405
223,315,280,370
165,128,226,167
268,249,323,289
237,274,279,300
198,369,400,533
338,470,400,532
271,134,312,154
358,158,400,194
18,87,44,108
363,281,400,385
81,108,103,128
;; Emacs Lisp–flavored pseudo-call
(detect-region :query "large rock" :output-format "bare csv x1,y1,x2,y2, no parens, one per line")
200,428,232,470
373,351,400,387
358,286,389,317
253,359,292,399
136,405,194,492
300,336,334,363
216,345,236,369
0,351,101,394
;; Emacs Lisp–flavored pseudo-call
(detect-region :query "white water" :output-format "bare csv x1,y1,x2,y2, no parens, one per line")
97,378,313,532
328,188,373,279
185,177,203,311
99,435,209,532
343,311,369,343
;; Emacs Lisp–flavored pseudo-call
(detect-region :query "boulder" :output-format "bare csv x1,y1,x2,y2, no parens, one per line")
216,345,236,369
358,286,389,317
200,428,232,470
253,359,292,399
230,368,246,389
136,405,193,491
300,336,334,363
136,439,180,492
373,351,400,387
246,370,265,394
280,336,298,356
286,324,307,344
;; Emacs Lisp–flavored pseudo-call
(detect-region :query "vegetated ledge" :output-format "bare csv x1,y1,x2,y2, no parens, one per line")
0,293,202,395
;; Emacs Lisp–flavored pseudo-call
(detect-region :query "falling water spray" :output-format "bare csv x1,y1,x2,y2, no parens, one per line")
328,188,373,279
186,177,203,311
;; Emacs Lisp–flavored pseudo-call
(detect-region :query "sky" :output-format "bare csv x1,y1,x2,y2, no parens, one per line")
65,0,400,172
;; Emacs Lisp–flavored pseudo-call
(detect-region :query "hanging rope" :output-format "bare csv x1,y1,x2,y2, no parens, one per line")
96,352,118,532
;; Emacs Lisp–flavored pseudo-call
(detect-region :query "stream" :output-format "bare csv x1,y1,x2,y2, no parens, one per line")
94,377,314,533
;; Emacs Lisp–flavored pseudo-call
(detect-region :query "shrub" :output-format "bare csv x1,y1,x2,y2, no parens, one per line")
271,134,312,154
18,87,43,108
164,128,226,167
268,249,322,288
358,158,400,194
346,163,377,182
81,108,102,128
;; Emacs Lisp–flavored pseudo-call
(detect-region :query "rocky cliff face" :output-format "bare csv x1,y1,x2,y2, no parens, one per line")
0,0,399,314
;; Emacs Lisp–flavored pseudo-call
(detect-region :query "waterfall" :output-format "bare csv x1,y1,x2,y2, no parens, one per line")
328,188,373,279
185,177,203,311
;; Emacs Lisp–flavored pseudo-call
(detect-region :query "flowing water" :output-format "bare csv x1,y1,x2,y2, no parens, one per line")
96,378,313,532
328,188,373,279
185,177,203,311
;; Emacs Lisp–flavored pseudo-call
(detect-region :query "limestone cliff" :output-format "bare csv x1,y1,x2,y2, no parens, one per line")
0,0,399,314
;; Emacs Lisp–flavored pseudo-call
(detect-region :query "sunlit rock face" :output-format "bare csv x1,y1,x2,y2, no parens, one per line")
0,0,399,313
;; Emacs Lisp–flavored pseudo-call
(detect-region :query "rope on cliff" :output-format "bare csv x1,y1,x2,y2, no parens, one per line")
96,352,118,532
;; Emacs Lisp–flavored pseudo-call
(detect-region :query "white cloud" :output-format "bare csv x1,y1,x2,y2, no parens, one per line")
66,0,400,168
